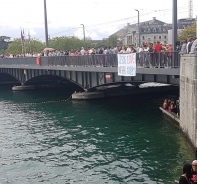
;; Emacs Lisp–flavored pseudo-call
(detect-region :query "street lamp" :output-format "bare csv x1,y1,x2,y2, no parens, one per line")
135,9,140,47
44,0,49,47
172,0,177,51
80,24,85,43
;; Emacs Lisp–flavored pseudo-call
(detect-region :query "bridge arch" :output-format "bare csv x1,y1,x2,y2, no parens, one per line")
0,72,21,84
24,74,85,91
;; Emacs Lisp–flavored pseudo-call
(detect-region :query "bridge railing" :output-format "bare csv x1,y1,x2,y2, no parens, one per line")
0,51,180,68
136,51,180,68
47,54,118,67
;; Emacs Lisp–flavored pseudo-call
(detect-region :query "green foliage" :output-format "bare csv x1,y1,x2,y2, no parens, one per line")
178,23,196,42
4,38,45,54
27,39,45,53
49,36,94,51
96,35,119,48
1,35,99,54
108,35,119,47
96,39,108,48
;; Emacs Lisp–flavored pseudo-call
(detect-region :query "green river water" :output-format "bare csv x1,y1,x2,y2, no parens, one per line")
0,85,195,184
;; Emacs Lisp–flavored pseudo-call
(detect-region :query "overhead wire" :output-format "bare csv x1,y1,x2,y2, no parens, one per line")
36,6,194,40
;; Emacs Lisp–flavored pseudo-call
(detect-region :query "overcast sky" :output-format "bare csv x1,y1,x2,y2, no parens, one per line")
0,0,196,41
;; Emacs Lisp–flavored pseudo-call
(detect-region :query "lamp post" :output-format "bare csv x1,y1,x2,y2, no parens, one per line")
44,0,49,47
135,9,140,47
196,15,197,37
28,29,31,53
172,0,177,51
81,24,85,43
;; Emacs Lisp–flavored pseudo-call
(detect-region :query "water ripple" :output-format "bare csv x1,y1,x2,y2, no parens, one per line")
0,91,195,183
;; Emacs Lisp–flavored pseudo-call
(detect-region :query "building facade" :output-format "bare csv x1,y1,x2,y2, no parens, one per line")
112,17,196,46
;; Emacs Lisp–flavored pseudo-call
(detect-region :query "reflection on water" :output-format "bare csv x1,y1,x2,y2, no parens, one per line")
0,86,195,183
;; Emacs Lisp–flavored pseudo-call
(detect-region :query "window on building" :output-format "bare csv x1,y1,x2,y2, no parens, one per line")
164,36,166,39
127,36,132,43
159,36,161,39
142,36,145,40
154,36,156,39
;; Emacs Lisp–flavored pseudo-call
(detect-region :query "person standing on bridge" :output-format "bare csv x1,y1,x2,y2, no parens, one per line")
80,47,85,55
186,37,194,54
190,38,197,54
148,43,154,68
154,41,163,68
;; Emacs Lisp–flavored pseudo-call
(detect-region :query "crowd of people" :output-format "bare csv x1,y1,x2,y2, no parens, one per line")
1,36,196,58
179,160,197,184
0,38,196,68
162,98,180,116
179,37,197,54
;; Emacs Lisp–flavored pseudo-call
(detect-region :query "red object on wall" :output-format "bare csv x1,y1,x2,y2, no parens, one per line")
105,73,111,81
36,57,41,65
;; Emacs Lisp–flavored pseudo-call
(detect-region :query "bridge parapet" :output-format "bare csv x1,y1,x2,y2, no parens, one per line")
0,52,180,68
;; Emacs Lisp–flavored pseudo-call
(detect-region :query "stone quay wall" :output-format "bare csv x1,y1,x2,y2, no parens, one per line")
180,54,197,154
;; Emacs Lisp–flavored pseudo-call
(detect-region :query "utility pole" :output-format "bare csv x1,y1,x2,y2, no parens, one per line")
135,9,140,47
44,0,49,47
172,0,177,51
172,0,178,67
196,15,197,37
189,0,193,19
28,29,31,53
81,24,85,44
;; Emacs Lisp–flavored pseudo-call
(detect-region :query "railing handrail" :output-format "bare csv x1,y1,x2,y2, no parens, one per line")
0,52,181,68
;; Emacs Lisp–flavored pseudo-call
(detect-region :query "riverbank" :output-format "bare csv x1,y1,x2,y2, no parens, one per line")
159,107,180,125
160,107,196,156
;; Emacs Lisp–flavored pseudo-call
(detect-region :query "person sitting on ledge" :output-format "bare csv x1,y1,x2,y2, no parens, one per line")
167,99,171,111
170,100,177,113
176,98,180,116
163,99,168,110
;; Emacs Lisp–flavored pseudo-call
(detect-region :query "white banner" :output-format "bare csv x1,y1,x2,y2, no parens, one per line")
117,53,136,76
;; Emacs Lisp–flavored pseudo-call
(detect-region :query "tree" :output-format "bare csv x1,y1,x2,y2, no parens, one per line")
107,35,119,48
2,35,95,54
0,36,12,52
96,35,119,49
49,36,93,51
4,38,45,54
178,23,196,43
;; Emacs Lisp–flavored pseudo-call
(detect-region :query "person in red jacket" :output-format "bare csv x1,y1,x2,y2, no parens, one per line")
154,41,163,67
191,160,197,183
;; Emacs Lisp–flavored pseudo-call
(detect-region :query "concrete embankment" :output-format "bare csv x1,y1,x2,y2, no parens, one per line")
160,107,196,154
159,107,180,125
72,86,178,100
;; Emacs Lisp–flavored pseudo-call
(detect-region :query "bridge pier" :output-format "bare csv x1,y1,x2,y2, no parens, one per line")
12,85,35,91
180,54,197,155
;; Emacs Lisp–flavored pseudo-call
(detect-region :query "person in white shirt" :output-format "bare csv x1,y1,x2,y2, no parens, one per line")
190,38,197,54
80,47,85,55
126,46,131,53
138,45,144,66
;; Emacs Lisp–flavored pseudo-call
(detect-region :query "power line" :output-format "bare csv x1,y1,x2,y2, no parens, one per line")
36,6,193,40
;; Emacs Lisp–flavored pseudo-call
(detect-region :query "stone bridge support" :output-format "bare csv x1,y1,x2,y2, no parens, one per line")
180,54,197,154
